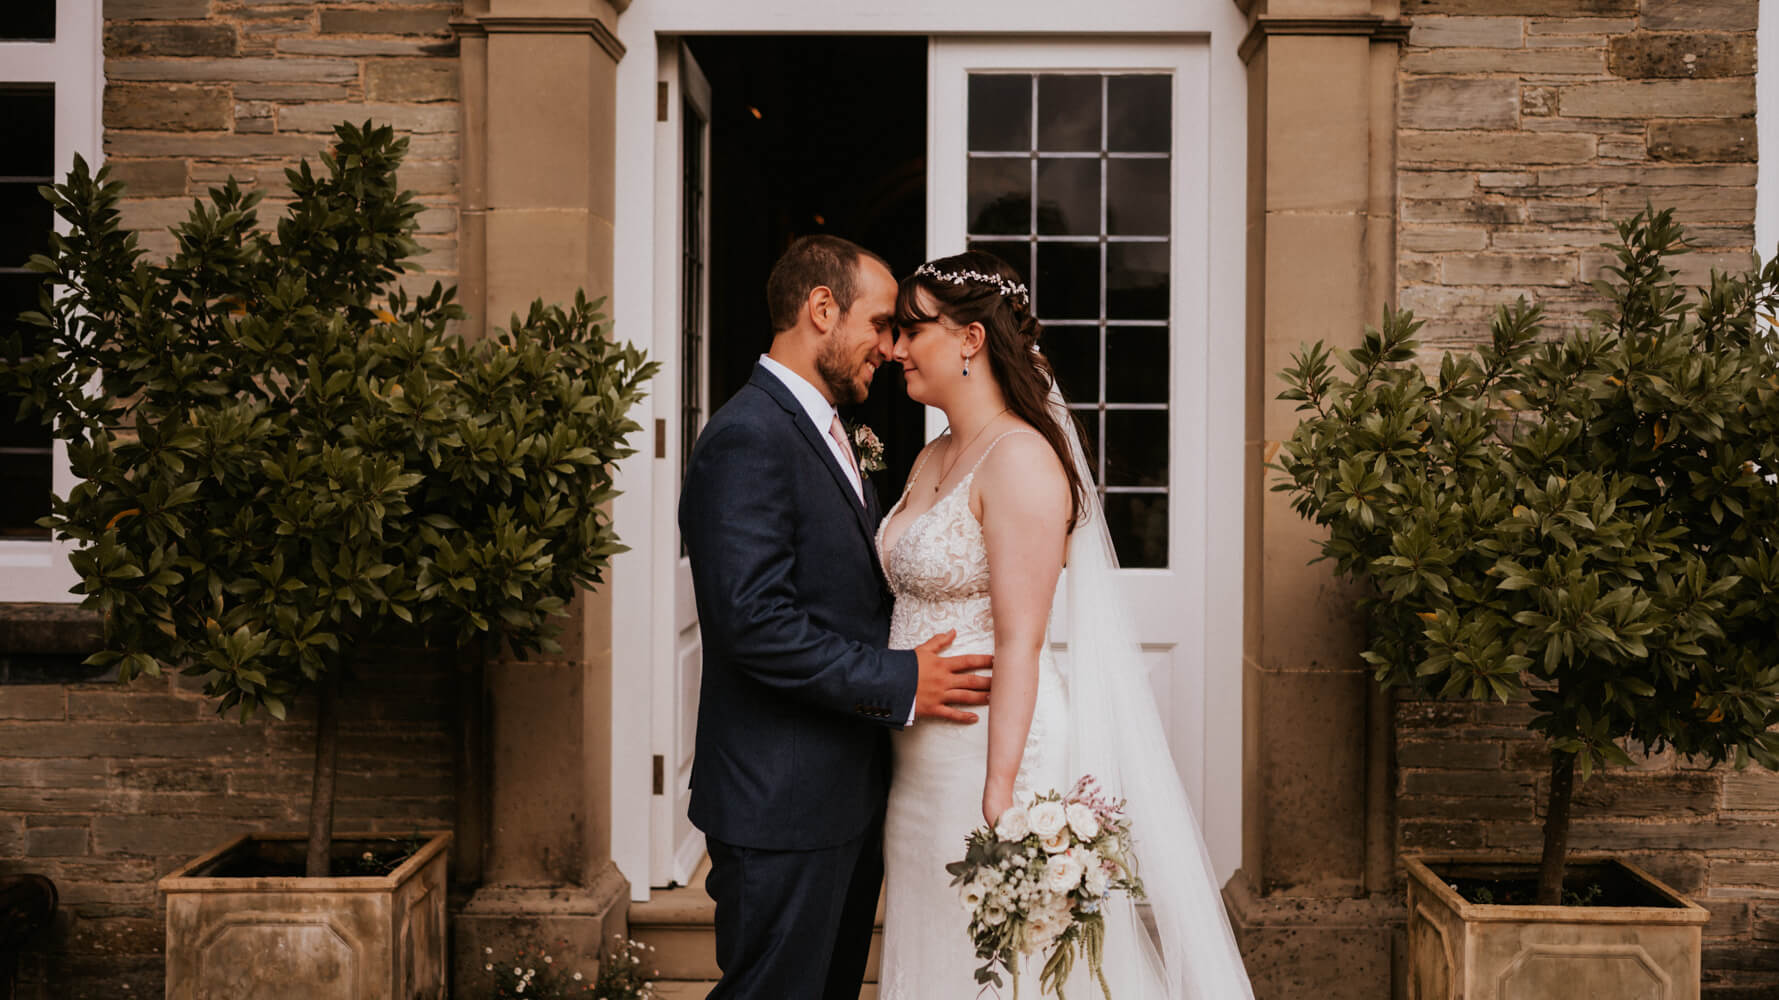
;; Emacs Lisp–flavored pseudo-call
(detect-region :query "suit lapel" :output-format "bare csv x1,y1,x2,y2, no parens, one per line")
748,365,878,550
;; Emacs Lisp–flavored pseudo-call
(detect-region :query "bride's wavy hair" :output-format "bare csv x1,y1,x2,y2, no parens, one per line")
895,249,1090,529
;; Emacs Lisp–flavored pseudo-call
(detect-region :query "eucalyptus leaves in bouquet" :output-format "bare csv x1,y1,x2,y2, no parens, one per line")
1273,208,1779,904
0,121,657,876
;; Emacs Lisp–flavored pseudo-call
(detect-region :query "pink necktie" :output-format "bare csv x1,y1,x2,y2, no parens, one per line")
828,413,863,503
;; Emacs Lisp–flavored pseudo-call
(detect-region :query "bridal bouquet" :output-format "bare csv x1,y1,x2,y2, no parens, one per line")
946,776,1144,998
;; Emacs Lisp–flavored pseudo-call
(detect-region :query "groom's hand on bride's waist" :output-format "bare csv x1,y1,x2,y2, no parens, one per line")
912,629,992,724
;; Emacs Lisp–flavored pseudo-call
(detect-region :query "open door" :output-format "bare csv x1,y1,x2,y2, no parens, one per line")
650,39,711,889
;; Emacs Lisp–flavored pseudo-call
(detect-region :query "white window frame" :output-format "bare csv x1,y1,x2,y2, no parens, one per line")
0,0,103,602
1759,10,1778,270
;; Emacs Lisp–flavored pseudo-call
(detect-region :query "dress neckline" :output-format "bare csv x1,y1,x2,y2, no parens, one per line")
876,428,1040,564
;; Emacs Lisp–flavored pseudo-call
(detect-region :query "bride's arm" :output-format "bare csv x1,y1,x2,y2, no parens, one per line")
975,432,1071,825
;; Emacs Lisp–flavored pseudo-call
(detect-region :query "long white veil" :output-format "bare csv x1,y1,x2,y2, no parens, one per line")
1049,385,1255,1000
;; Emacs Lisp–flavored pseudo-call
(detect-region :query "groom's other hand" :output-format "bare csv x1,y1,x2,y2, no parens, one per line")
913,629,992,723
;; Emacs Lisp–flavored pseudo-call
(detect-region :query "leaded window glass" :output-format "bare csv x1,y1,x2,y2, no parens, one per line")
0,84,55,539
965,72,1172,568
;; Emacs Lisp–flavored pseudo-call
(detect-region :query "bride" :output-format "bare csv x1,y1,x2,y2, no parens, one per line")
875,251,1255,999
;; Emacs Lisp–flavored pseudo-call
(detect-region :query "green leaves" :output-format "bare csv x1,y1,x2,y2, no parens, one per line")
1273,206,1779,781
3,120,658,722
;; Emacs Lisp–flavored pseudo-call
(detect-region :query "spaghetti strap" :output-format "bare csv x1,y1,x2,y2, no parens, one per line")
966,428,1044,478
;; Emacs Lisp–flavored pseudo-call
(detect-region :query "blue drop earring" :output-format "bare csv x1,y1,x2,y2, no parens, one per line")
962,354,971,376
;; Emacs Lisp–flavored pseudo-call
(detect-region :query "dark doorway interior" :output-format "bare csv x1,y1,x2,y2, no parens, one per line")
686,35,928,497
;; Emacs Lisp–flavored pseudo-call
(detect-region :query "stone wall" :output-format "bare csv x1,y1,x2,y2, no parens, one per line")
0,649,458,998
1397,0,1757,348
103,0,462,294
1396,697,1779,998
1391,1,1772,996
0,3,467,996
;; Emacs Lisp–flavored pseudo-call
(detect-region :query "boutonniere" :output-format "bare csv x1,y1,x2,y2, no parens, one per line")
847,420,886,474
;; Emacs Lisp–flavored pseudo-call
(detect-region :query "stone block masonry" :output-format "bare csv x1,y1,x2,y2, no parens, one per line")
100,0,461,300
1396,0,1757,350
0,655,458,1000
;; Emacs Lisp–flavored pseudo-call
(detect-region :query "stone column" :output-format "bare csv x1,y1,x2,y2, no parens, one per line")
1227,1,1408,997
449,0,631,990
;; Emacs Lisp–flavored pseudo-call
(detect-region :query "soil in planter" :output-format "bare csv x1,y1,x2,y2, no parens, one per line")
199,835,427,879
1442,862,1681,909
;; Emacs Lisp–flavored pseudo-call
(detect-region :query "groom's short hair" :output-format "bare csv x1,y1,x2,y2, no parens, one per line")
766,235,891,334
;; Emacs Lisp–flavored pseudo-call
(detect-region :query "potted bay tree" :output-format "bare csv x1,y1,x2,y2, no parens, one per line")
1273,208,1779,999
1,121,656,999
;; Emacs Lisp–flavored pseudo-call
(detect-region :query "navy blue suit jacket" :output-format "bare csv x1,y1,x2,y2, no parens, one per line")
679,363,919,850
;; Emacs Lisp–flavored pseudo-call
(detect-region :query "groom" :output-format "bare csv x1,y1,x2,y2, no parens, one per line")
679,235,992,999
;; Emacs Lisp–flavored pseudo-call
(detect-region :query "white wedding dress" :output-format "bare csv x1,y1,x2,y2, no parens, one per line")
875,425,1256,1000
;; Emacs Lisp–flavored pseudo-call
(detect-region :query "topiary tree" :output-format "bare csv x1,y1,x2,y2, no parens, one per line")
1273,208,1779,904
0,121,657,876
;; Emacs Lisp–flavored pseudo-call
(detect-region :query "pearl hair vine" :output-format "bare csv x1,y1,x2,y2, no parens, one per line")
914,263,1030,305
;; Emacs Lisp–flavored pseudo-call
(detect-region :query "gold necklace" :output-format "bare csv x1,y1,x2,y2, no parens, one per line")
934,408,1009,493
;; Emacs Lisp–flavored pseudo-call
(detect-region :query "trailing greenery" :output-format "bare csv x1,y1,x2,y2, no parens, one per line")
1273,208,1779,903
1,121,657,874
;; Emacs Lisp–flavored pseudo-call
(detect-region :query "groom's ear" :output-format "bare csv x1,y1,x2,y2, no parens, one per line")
806,285,838,333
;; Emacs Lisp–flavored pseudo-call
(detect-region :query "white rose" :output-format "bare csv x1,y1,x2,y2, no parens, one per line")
1042,829,1070,854
1065,802,1100,840
1044,854,1084,894
982,904,1007,926
1028,801,1067,840
1083,862,1111,897
995,805,1032,841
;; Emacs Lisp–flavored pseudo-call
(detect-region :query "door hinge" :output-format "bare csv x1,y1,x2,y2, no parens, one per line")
652,754,665,795
654,418,667,459
657,81,669,122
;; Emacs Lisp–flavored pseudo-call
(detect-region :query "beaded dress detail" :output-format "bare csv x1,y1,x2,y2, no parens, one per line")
875,431,1073,998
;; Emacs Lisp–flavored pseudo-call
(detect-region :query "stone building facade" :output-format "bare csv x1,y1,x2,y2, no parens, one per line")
0,0,1772,997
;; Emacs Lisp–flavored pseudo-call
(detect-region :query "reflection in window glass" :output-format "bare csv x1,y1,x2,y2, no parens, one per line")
0,85,54,539
0,3,56,41
963,71,1172,566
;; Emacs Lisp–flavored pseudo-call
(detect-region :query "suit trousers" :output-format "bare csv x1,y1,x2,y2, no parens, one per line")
705,822,884,1000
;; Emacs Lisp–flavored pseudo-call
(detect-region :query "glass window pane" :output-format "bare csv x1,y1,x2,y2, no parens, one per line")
969,74,1032,152
1035,242,1100,320
0,3,56,41
1037,75,1101,153
1107,75,1170,153
1107,159,1170,237
1107,242,1168,320
1106,326,1167,403
966,240,1031,285
968,158,1031,236
1041,325,1098,405
0,451,53,538
0,87,55,177
0,183,53,268
1105,493,1167,568
1036,158,1099,237
1105,409,1168,487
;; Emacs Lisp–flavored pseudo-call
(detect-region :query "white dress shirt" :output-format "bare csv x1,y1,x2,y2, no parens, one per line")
758,354,864,503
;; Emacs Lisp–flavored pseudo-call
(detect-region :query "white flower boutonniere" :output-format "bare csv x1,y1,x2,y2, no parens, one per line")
848,421,886,474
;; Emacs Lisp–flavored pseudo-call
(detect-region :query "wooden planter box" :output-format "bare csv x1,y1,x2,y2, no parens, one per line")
160,831,451,1000
1405,855,1709,1000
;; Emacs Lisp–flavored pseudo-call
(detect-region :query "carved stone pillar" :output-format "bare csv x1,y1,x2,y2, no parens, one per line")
449,0,631,990
1228,1,1408,997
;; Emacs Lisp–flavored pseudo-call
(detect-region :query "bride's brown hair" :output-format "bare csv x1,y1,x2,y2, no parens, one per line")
895,249,1090,529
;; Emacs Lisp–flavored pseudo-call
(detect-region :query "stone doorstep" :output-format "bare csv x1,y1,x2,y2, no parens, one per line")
628,854,885,987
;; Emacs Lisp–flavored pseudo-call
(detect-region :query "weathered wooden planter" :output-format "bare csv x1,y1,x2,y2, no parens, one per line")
1405,856,1709,1000
160,831,450,1000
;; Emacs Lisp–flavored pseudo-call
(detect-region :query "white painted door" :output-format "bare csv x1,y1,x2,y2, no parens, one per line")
651,39,710,889
928,39,1214,817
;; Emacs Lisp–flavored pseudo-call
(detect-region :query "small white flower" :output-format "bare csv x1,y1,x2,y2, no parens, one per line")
1065,802,1100,840
484,947,493,955
995,805,1032,841
542,955,552,964
573,972,584,982
982,904,1007,926
1028,801,1067,840
1084,862,1111,896
1042,829,1070,854
513,967,523,976
484,963,493,972
960,880,987,910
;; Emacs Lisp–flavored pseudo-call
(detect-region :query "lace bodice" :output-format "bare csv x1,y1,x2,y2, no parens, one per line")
877,470,994,649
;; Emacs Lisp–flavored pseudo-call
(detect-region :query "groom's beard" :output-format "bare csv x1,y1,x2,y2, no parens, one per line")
816,338,869,405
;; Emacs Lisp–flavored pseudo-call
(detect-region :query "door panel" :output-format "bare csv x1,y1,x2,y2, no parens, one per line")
929,39,1213,814
655,39,711,889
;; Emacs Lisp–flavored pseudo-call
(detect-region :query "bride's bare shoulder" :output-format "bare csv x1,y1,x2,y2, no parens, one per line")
975,425,1069,501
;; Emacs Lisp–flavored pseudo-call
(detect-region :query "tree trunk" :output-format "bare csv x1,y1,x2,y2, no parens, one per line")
305,669,342,878
1537,747,1576,906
